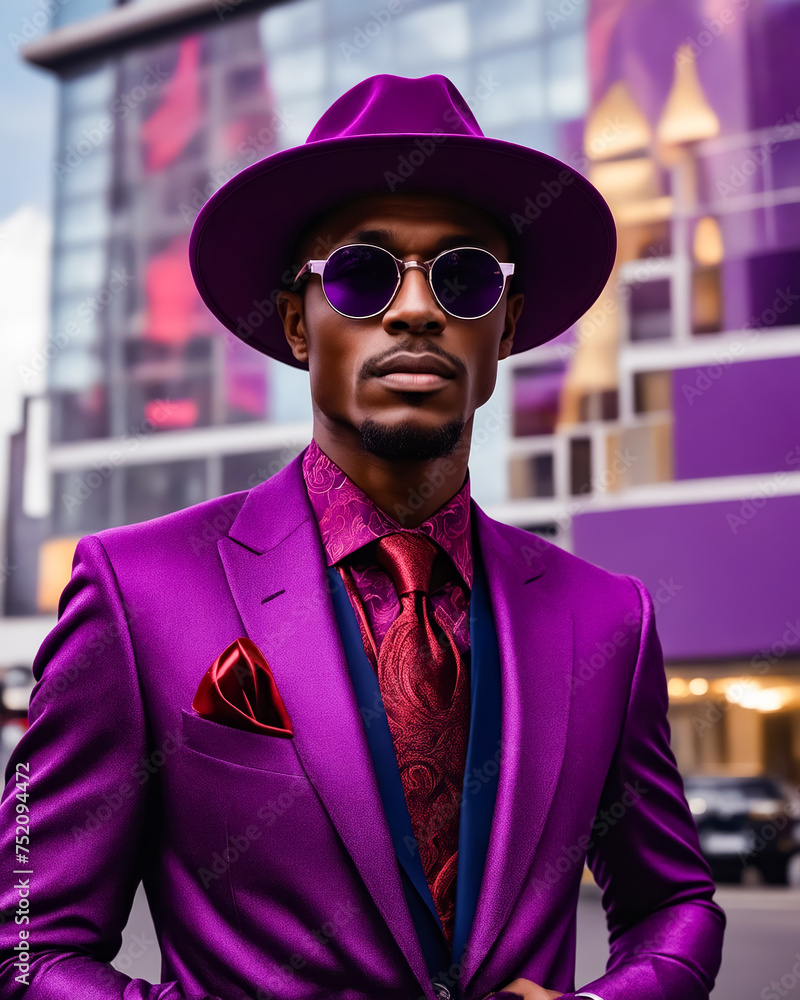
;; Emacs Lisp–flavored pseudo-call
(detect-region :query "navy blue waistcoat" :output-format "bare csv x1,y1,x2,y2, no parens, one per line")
326,527,502,999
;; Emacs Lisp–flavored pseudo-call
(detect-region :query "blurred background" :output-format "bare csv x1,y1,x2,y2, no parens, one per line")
1,0,800,994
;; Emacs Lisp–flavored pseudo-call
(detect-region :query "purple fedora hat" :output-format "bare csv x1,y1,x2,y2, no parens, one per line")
189,73,616,370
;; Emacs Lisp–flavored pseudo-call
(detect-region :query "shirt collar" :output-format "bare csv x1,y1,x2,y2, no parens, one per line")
301,438,473,590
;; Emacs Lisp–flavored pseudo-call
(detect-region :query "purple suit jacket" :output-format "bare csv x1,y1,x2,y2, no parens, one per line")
0,450,725,1000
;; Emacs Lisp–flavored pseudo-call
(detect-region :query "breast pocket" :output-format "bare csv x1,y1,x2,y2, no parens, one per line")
180,707,307,777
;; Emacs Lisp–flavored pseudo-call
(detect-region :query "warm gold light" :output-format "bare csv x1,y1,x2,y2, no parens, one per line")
688,677,709,695
614,196,674,225
722,679,789,711
37,536,81,613
589,157,658,200
693,216,724,266
656,44,721,146
584,80,652,161
724,681,747,704
742,688,789,712
668,677,689,697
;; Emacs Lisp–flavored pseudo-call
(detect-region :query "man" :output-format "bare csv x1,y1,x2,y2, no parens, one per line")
0,74,724,1000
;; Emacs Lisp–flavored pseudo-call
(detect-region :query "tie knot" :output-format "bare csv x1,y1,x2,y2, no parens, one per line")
376,532,437,597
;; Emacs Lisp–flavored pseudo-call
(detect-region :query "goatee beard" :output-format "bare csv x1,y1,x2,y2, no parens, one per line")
359,416,465,461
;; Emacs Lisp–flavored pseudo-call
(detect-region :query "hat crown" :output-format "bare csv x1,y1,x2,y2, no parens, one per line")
189,73,616,370
306,73,486,143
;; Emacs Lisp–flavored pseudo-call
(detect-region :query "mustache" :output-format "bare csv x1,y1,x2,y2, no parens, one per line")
362,341,465,379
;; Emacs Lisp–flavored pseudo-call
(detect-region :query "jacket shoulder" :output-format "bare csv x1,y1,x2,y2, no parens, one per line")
483,514,643,612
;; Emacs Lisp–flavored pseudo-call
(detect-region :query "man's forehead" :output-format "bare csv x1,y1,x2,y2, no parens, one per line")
293,192,512,260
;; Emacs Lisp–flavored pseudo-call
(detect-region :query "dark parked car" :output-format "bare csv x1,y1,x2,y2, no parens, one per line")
684,773,800,885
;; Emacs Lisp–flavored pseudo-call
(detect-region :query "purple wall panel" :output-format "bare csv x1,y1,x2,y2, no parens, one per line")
571,495,800,661
673,355,800,480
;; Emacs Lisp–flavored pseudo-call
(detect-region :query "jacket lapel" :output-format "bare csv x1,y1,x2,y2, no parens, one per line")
216,453,574,1000
216,453,435,998
459,503,574,999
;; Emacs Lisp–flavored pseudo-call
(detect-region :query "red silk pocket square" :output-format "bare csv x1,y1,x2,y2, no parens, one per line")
192,637,294,738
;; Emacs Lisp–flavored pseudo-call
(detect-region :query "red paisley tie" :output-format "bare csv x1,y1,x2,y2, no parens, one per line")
375,531,470,945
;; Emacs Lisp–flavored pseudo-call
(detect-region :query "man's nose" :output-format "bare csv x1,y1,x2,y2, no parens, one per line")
382,266,446,334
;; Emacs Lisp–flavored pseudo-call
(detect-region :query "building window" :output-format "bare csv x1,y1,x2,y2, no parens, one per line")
222,450,287,494
512,361,566,437
628,278,671,341
569,436,592,495
124,460,207,524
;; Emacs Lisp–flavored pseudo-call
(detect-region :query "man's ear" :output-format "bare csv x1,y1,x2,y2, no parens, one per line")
499,291,524,361
277,290,309,366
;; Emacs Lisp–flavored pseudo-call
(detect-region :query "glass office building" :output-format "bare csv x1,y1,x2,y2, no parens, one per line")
11,0,588,617
8,0,800,779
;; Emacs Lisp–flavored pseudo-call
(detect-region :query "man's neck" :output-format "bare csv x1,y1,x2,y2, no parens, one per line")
311,426,472,529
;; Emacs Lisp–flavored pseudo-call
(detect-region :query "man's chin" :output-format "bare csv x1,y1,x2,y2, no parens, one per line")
359,415,465,461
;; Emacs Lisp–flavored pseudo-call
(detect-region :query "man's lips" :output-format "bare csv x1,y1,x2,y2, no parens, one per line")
378,372,452,389
372,352,457,390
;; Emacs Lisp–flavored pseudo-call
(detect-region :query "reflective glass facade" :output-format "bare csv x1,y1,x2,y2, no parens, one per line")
46,1,587,452
10,0,800,786
11,0,588,617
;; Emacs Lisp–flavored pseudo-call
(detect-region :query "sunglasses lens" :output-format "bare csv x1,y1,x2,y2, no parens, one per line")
322,245,398,317
431,248,505,318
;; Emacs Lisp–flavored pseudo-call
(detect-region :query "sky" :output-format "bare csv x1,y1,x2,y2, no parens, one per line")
0,1,56,524
0,0,58,223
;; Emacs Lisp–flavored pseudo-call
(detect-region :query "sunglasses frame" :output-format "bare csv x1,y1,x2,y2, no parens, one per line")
291,243,515,320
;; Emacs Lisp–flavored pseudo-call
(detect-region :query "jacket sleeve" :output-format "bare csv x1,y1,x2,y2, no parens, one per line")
0,534,225,1000
575,575,726,1000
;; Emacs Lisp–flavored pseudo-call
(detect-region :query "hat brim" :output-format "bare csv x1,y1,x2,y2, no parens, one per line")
189,133,617,371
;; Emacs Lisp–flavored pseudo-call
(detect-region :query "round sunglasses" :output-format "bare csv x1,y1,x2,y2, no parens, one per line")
291,243,515,320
